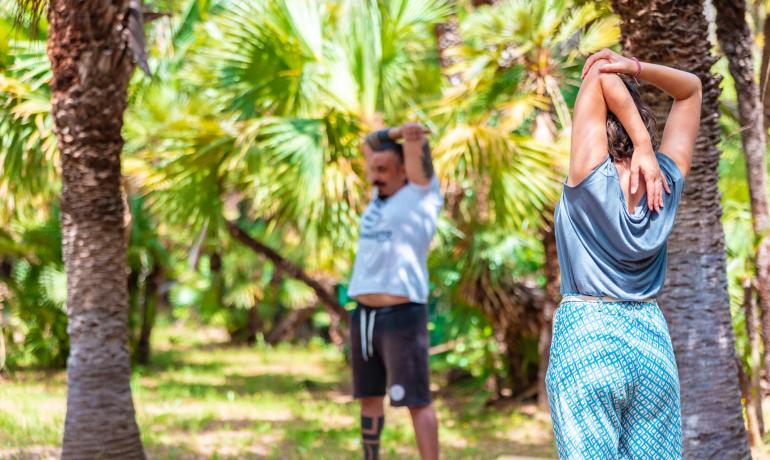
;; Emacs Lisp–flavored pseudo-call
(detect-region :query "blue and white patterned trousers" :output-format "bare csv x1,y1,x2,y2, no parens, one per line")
545,298,682,459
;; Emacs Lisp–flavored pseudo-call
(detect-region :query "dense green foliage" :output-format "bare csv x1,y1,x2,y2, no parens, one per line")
0,0,762,399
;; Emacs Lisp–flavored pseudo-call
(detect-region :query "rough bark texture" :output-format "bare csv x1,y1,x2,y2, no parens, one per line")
737,354,761,446
612,1,750,458
715,0,770,402
537,216,559,410
47,1,145,458
743,279,764,444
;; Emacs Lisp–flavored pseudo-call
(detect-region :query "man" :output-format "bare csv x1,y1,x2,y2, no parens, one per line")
348,121,443,460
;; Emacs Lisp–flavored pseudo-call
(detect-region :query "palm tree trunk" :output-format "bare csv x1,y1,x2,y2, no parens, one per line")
736,354,762,446
714,1,770,417
537,215,559,410
136,262,162,365
743,279,765,444
47,1,145,457
531,103,561,412
611,1,750,457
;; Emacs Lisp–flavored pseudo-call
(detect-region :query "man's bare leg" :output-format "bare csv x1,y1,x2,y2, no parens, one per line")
409,403,439,460
360,396,385,459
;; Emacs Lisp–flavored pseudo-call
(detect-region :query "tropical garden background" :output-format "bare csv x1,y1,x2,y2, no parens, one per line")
0,0,768,458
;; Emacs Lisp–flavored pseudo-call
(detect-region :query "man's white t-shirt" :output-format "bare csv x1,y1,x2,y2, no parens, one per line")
348,176,443,304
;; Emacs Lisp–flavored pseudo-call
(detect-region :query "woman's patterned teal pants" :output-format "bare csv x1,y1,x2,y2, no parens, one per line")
546,298,682,459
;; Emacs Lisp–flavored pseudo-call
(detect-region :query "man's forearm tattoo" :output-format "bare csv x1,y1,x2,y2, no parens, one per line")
422,142,435,180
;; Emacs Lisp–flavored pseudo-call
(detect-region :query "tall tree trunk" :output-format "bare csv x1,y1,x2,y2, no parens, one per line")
537,215,559,410
611,1,750,458
48,1,145,457
136,262,162,365
531,91,561,411
245,304,262,344
715,1,770,416
736,354,762,446
743,279,765,444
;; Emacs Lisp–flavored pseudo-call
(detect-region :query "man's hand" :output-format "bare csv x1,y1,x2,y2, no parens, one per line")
630,146,670,212
396,122,429,142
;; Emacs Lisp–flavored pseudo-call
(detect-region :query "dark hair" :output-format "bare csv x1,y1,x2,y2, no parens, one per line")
372,139,404,162
606,76,658,162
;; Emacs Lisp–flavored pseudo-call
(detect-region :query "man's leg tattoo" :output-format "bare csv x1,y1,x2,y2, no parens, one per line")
361,415,385,460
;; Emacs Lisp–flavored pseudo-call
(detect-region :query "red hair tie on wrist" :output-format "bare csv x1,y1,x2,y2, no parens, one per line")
631,57,641,78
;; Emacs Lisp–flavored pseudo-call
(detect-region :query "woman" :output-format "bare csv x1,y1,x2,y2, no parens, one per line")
546,49,702,459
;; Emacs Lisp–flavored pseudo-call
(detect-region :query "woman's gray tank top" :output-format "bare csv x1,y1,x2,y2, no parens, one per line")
554,153,685,301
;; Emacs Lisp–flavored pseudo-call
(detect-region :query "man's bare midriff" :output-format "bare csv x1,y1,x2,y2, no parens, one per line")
356,293,411,307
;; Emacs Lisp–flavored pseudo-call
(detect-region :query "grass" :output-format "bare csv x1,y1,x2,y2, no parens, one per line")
0,323,556,459
3,323,770,459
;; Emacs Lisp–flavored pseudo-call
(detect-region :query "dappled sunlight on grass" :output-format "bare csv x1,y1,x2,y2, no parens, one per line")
1,324,557,459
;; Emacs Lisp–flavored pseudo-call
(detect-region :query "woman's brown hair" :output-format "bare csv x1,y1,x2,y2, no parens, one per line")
606,76,658,162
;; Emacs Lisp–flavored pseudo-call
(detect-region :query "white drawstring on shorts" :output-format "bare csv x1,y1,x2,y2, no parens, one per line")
360,309,377,361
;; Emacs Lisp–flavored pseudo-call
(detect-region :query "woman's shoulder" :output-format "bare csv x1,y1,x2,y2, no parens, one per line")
563,155,613,193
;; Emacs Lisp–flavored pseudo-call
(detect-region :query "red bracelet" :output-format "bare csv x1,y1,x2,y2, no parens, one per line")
631,57,641,78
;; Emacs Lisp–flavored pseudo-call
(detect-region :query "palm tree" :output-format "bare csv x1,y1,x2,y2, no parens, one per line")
611,0,750,457
0,40,58,222
12,0,146,457
714,0,769,444
128,0,453,327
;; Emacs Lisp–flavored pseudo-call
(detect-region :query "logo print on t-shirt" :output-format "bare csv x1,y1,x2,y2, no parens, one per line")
360,199,392,241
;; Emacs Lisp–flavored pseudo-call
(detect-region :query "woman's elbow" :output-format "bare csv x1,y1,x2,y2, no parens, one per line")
688,73,702,100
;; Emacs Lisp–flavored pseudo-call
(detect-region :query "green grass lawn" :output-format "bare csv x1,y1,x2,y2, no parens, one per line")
4,324,770,459
0,324,556,459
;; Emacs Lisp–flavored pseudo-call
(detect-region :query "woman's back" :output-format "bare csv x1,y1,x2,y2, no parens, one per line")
554,152,685,300
554,50,701,300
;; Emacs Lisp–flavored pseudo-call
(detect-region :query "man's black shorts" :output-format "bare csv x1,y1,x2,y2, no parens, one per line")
350,302,432,407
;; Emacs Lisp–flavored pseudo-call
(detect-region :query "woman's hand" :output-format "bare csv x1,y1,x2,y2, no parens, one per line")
582,49,637,79
630,145,671,212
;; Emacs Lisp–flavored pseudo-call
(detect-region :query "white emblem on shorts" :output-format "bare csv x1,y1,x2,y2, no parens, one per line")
390,384,405,402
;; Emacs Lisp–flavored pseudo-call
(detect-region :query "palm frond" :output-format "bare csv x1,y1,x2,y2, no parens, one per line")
0,41,57,220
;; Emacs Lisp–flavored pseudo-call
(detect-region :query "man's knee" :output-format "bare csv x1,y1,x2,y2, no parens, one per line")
408,403,437,419
360,396,385,414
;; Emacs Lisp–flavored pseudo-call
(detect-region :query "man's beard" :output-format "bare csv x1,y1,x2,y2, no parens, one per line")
373,179,406,200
